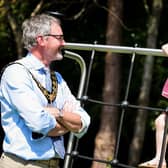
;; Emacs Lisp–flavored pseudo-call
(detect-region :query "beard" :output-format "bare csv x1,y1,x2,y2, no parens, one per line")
53,47,65,61
55,51,63,60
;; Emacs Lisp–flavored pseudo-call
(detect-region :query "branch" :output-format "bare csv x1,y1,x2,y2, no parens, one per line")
3,0,23,58
93,0,131,31
31,0,44,17
63,0,89,20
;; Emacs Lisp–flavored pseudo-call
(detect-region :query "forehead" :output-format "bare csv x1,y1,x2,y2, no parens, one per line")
50,21,63,34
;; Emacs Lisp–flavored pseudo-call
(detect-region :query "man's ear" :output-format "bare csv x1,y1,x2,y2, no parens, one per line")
36,36,45,46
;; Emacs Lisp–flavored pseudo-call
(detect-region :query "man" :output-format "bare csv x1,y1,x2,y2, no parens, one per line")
0,14,90,168
138,44,168,168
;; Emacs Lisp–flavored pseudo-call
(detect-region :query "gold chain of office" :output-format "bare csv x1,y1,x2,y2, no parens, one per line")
1,62,58,104
30,70,57,104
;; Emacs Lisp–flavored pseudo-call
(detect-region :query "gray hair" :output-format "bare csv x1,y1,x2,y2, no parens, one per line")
22,14,61,50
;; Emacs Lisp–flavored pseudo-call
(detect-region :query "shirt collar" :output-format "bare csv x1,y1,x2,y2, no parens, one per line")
25,52,46,71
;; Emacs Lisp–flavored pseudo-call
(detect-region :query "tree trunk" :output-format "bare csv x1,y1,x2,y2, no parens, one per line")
91,0,123,168
4,0,44,59
128,0,163,166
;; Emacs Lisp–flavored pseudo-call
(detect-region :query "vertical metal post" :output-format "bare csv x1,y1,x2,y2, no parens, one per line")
113,44,136,162
63,50,87,168
158,108,168,168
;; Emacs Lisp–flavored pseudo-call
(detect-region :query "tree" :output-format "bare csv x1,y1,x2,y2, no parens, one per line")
0,0,45,59
128,0,163,166
91,0,123,168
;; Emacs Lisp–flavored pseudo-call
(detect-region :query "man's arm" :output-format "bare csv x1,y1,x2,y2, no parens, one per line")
44,102,82,134
47,121,69,136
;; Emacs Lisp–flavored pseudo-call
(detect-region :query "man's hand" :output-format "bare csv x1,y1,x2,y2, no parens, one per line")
44,107,69,136
44,101,82,133
47,122,69,137
44,106,60,118
57,101,82,133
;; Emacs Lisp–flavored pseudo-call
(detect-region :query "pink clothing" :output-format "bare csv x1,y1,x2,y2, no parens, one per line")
162,79,168,98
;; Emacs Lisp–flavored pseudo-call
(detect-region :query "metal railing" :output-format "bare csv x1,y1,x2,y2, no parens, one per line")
64,42,166,57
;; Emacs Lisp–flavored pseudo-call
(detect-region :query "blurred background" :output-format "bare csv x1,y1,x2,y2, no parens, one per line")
1,0,168,168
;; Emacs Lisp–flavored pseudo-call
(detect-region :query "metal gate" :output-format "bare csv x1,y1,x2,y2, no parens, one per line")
63,43,168,168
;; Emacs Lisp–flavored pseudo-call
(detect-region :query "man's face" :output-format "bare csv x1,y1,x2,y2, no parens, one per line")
44,22,65,62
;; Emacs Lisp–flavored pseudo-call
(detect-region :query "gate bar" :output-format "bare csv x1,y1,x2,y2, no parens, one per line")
63,50,87,168
64,42,166,57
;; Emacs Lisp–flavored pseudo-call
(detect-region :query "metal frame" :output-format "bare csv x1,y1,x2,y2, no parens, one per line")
63,50,87,168
65,42,166,57
63,43,168,168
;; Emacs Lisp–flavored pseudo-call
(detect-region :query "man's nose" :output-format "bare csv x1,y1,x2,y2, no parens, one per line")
60,39,65,46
